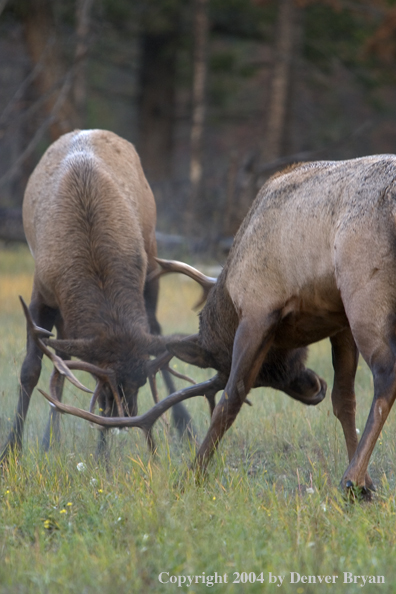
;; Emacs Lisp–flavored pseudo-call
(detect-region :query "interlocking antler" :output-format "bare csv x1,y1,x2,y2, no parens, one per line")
38,374,223,436
21,296,201,429
145,350,196,408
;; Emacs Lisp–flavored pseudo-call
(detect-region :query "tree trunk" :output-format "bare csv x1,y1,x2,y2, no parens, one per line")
0,0,8,17
260,0,297,164
235,0,299,225
137,32,178,182
74,0,94,128
185,0,210,235
22,0,78,141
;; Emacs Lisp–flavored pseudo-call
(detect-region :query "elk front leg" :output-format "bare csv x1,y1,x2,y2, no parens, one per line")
41,368,65,450
0,294,57,463
41,314,65,452
194,312,278,473
95,428,110,464
42,315,66,450
162,368,197,441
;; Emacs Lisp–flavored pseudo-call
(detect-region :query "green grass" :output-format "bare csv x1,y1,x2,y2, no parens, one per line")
0,246,396,592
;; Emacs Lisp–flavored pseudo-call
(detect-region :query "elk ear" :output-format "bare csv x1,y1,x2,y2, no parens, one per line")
167,335,213,368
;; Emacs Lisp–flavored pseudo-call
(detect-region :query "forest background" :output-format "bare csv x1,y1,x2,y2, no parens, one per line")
1,0,396,255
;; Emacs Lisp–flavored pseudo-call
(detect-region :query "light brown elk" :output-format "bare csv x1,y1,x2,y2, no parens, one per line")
38,154,396,497
0,129,194,462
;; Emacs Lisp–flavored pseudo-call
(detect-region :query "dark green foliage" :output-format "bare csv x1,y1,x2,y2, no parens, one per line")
210,0,276,40
304,3,376,71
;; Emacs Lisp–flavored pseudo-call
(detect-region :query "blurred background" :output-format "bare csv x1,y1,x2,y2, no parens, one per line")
0,0,396,256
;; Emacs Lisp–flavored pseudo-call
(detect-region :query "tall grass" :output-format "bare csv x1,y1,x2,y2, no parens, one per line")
0,246,396,593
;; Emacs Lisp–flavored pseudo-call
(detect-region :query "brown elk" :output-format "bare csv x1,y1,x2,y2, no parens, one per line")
37,155,396,497
0,129,194,462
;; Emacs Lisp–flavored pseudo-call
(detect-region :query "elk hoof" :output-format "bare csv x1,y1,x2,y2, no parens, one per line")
343,479,375,502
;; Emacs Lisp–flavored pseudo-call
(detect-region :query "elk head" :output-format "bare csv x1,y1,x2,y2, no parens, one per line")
20,297,194,423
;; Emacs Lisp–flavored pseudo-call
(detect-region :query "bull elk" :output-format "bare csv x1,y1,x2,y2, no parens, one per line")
0,129,194,463
37,155,396,498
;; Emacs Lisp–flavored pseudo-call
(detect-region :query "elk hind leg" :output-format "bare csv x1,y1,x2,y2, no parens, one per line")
341,357,396,494
339,288,396,493
330,328,374,491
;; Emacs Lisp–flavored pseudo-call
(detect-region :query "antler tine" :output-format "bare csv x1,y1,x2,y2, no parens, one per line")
19,296,54,340
65,360,125,417
19,296,93,394
89,380,103,414
151,258,217,286
38,375,223,433
146,351,174,379
146,351,172,415
146,350,196,386
65,359,111,379
163,365,196,385
148,374,159,405
20,296,128,416
148,258,217,310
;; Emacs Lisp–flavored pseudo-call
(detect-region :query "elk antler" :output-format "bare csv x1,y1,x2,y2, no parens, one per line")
63,361,126,417
19,296,128,417
38,374,224,435
145,350,196,386
20,296,93,394
148,258,217,310
164,365,196,385
144,351,197,431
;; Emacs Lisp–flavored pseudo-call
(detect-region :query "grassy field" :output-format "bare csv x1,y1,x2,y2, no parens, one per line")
0,245,396,593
